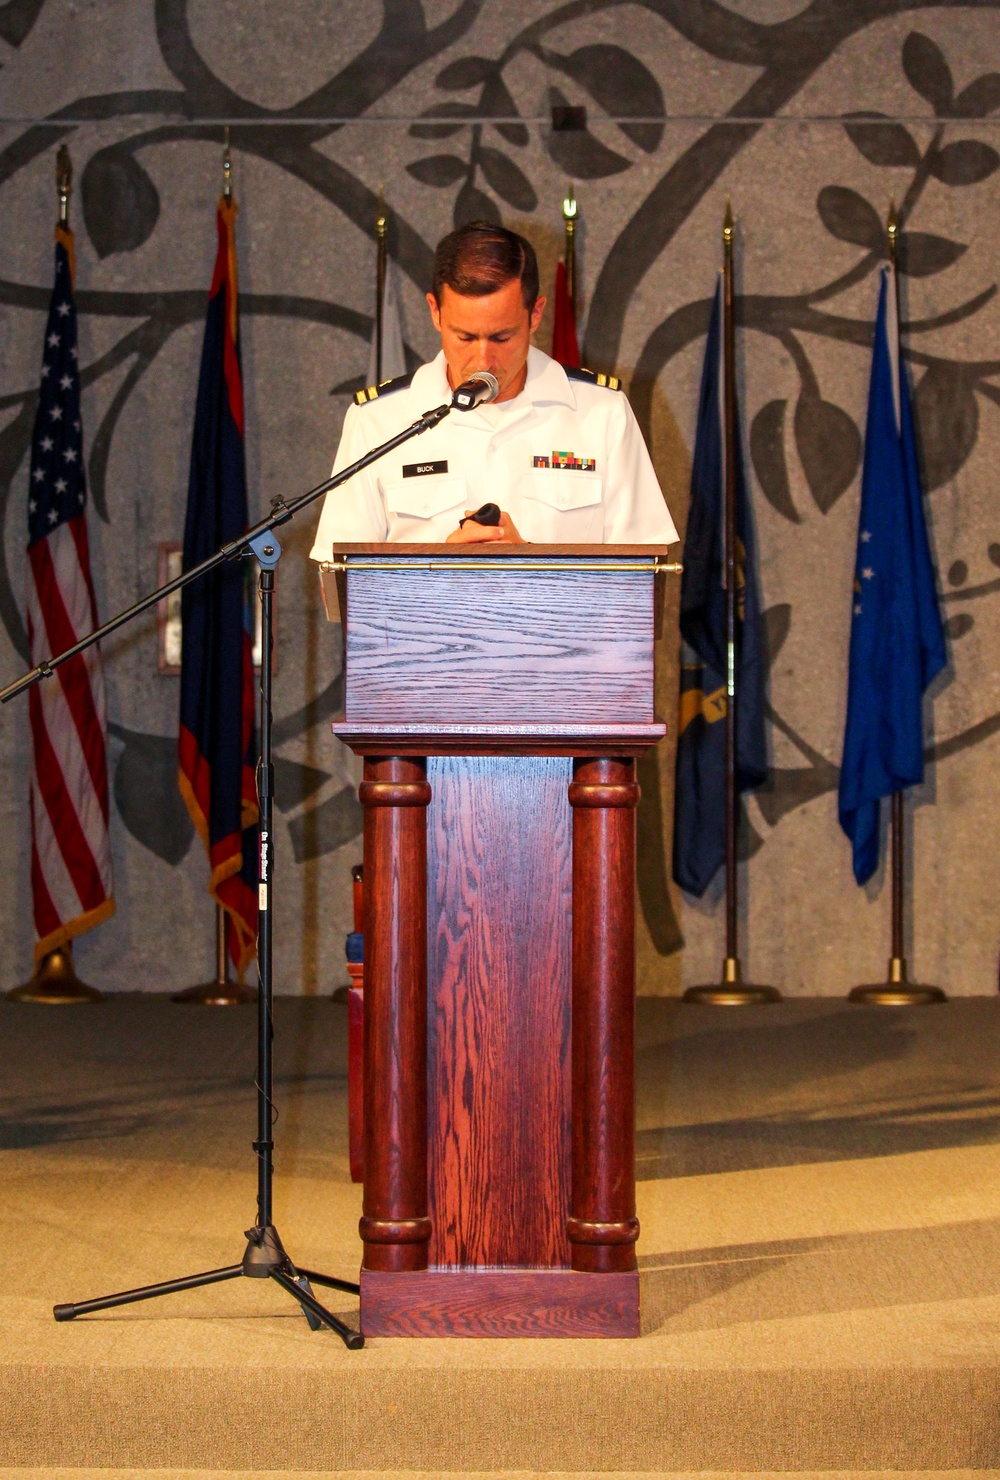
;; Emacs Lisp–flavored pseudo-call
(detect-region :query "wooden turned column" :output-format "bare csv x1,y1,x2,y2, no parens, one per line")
567,757,640,1273
359,756,432,1272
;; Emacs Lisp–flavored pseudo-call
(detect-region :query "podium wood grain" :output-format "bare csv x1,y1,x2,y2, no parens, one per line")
427,755,572,1270
344,567,653,727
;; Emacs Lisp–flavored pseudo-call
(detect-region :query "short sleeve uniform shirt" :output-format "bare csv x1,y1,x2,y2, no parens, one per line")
309,346,678,556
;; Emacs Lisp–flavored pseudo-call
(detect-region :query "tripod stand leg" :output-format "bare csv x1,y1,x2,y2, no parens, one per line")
295,1265,361,1297
54,1263,243,1321
270,1266,364,1349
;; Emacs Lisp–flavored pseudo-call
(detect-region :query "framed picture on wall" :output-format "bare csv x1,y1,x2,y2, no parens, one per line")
157,542,271,674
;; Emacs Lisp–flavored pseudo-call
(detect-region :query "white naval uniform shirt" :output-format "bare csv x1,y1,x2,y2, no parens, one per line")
309,346,678,556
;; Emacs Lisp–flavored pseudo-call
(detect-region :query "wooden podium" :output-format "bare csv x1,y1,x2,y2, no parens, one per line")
325,543,668,1338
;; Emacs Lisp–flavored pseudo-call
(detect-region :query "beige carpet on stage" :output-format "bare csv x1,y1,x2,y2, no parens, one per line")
1,995,999,1474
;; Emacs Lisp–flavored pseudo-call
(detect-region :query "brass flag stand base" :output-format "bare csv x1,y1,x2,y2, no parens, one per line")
172,903,254,1005
849,956,945,1007
684,956,781,1006
7,945,101,1003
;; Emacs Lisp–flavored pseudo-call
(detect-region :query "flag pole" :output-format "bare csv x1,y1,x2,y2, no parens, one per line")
684,203,778,1006
563,184,577,312
375,190,387,384
849,202,944,1007
173,128,253,1007
7,145,103,1005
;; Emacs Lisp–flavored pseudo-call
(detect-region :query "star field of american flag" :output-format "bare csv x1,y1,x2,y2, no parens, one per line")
28,242,86,548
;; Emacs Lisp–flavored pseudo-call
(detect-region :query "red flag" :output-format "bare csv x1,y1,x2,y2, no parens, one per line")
27,225,114,960
551,258,579,368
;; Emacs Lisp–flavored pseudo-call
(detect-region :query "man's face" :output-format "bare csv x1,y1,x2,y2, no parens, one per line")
426,279,546,403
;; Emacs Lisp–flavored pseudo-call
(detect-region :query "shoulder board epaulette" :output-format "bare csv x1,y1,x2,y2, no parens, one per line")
354,371,414,406
566,366,621,391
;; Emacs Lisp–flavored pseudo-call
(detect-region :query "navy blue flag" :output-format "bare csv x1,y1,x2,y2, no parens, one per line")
838,266,946,885
672,276,767,897
178,196,258,973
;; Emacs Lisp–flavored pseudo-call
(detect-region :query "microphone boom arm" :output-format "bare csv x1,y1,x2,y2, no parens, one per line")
0,398,454,705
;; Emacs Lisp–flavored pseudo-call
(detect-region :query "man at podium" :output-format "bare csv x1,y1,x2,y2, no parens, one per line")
309,221,678,556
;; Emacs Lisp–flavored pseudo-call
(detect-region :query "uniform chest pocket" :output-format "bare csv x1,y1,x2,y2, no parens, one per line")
383,475,467,520
521,470,603,513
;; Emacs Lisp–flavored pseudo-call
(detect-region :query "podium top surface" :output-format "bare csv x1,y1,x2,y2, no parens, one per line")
327,542,672,559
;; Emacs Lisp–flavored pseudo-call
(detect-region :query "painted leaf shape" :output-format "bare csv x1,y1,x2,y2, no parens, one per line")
912,364,979,490
902,31,953,114
897,231,967,277
82,146,160,258
410,102,477,141
944,613,973,641
478,146,537,211
496,120,530,146
406,153,467,187
436,55,494,90
843,112,920,167
481,72,518,117
272,757,330,813
544,90,630,178
550,45,664,152
750,398,800,524
928,139,1000,186
953,74,1000,118
762,603,792,674
110,726,194,866
794,393,861,514
0,0,44,46
454,180,501,227
287,786,363,863
816,186,884,251
479,74,530,146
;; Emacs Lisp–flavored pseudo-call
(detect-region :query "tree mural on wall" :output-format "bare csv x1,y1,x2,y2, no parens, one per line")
0,0,998,947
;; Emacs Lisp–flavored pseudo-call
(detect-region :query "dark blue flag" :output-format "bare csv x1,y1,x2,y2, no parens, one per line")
672,277,767,897
178,196,258,973
838,266,946,885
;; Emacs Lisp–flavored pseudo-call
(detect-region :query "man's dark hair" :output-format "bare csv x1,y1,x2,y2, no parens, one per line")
432,221,539,311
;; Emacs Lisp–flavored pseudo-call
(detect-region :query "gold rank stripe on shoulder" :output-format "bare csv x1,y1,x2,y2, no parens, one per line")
565,365,621,391
354,370,414,406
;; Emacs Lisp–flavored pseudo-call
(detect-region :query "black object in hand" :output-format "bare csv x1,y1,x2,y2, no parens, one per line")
459,502,501,529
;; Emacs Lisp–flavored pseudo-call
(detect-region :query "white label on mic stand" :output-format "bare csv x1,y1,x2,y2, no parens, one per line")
259,883,268,911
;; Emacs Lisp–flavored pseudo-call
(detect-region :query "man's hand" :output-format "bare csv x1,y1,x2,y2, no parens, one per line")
446,510,525,544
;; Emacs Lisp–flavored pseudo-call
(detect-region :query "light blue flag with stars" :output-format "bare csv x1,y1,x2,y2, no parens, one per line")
838,265,946,886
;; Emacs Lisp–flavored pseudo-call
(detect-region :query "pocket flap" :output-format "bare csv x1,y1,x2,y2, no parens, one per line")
384,475,467,519
521,471,603,512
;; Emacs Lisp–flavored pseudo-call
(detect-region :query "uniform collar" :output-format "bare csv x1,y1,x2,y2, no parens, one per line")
415,346,577,416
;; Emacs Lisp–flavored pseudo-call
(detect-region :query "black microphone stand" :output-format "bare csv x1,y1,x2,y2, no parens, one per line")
1,393,458,1351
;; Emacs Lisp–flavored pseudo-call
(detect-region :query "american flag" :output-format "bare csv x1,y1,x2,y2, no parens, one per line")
26,225,114,959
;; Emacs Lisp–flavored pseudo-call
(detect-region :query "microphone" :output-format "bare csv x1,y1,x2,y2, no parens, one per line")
451,371,500,412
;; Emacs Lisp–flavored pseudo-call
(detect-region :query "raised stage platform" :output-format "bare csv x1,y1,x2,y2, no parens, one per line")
1,994,999,1476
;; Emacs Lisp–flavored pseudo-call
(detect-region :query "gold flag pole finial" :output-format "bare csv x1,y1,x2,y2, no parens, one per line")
562,184,578,310
886,197,898,267
222,126,232,200
376,182,387,243
56,144,72,226
722,196,734,248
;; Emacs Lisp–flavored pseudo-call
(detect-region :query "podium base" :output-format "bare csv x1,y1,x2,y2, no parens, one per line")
683,956,781,1006
360,1267,638,1338
848,958,946,1006
7,947,101,1004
